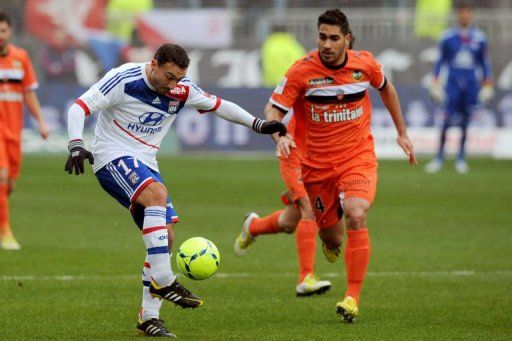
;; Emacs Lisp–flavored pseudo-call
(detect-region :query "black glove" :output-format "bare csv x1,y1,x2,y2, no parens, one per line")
252,118,287,137
65,139,94,175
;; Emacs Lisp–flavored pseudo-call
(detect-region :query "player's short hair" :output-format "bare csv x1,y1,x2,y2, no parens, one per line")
455,1,473,10
0,11,12,27
317,9,350,35
154,44,190,68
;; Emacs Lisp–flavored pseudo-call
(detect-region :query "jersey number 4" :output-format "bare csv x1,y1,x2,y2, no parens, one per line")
315,197,325,212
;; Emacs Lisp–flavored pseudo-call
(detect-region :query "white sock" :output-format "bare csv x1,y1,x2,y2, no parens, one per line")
142,206,175,286
140,259,163,321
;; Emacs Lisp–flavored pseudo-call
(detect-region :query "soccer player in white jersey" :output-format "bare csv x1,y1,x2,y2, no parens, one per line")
64,44,286,338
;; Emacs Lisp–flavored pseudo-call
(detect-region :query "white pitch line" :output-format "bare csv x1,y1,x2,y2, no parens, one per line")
1,270,511,282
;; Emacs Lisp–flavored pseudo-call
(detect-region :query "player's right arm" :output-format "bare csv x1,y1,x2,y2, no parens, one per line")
264,102,296,158
266,61,305,158
430,32,448,103
64,67,126,175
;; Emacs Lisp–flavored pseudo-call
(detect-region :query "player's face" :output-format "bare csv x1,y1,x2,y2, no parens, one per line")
0,21,12,52
457,8,473,28
148,60,187,95
317,24,348,66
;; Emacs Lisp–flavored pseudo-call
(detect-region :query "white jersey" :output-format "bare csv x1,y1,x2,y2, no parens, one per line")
76,63,220,173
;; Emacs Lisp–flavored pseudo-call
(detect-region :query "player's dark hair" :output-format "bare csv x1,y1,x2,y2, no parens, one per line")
154,44,190,68
0,11,12,27
455,1,473,10
318,9,350,35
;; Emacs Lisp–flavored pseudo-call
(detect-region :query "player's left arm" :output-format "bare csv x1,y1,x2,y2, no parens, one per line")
212,99,287,136
478,33,494,104
183,81,286,136
379,80,417,165
22,51,49,139
24,91,49,139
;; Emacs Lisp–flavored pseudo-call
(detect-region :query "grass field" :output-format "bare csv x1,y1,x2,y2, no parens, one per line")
1,155,511,340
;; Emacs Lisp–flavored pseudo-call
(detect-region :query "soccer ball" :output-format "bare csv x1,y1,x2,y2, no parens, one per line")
176,237,220,280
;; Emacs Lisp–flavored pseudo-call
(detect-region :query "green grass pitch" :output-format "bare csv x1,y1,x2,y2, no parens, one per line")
1,155,511,339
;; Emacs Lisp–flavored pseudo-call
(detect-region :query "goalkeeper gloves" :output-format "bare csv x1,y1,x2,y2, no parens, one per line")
478,84,495,105
64,139,94,175
429,80,445,104
252,119,287,136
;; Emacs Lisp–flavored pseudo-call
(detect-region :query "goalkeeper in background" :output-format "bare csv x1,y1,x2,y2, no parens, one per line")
426,2,494,174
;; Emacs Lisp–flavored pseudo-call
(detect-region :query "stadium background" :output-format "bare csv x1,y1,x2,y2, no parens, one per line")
3,0,512,157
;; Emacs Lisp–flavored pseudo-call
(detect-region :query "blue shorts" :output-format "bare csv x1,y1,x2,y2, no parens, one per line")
95,156,179,229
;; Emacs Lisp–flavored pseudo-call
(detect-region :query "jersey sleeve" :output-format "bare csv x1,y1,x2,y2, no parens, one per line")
478,32,493,82
432,34,448,79
182,79,221,113
75,66,130,115
22,50,38,91
364,52,386,90
269,63,304,112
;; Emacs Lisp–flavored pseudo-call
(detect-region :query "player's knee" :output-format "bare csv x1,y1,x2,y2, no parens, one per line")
138,182,167,207
279,215,298,233
297,197,315,221
0,169,7,184
281,222,296,234
344,207,367,228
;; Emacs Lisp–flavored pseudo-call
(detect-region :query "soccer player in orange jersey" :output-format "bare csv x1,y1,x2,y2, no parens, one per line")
234,32,357,297
267,9,416,322
235,106,332,296
0,12,49,250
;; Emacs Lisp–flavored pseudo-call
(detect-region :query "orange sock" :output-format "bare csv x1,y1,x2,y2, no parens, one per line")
0,183,11,237
295,219,318,283
249,210,283,236
344,228,371,303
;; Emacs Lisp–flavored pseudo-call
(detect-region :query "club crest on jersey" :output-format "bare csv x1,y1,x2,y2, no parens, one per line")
128,172,140,184
352,71,363,81
308,77,334,86
168,100,180,114
336,90,345,101
139,112,166,126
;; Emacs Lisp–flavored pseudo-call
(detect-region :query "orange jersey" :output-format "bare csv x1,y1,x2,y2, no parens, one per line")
270,50,385,169
284,112,307,153
0,44,38,141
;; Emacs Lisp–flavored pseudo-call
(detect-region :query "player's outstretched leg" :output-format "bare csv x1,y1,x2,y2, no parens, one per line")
149,279,203,308
141,205,203,308
137,318,176,337
234,209,285,256
296,273,332,297
234,212,259,256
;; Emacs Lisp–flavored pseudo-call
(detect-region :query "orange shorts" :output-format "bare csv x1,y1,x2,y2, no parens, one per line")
302,158,378,229
279,148,308,204
0,137,22,179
